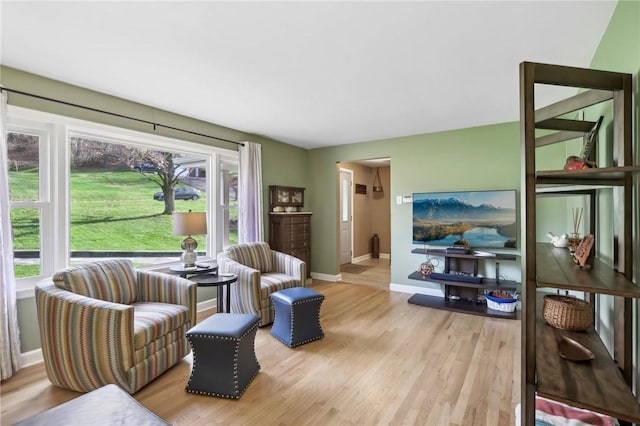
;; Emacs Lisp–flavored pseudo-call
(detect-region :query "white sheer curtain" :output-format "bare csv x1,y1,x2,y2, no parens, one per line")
0,89,22,379
238,141,264,243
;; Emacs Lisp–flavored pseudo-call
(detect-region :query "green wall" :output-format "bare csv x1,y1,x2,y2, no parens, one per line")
307,122,523,290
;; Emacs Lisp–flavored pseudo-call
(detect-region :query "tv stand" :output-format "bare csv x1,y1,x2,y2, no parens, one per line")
408,248,520,319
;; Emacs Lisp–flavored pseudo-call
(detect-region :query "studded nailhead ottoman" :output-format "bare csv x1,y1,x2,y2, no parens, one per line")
185,313,260,399
270,287,325,347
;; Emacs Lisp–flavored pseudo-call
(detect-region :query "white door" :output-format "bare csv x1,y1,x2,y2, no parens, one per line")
339,169,353,265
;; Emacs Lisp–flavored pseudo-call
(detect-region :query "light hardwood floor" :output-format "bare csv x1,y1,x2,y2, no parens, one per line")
1,275,520,425
339,257,391,291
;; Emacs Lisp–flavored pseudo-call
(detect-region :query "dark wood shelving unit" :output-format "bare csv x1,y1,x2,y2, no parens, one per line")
536,243,640,297
411,247,517,261
408,293,518,320
408,250,520,320
520,62,640,425
535,317,640,423
536,165,640,186
408,271,518,290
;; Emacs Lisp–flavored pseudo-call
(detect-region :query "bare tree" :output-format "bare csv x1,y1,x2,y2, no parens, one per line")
136,150,188,215
66,138,188,215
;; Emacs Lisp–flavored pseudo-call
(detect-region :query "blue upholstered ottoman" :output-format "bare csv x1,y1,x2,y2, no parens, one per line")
270,287,325,347
185,313,260,399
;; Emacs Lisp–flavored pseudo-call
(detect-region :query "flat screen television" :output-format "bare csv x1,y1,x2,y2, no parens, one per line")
412,189,517,249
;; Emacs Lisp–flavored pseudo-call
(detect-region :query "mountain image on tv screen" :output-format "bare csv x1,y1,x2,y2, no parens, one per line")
412,190,517,249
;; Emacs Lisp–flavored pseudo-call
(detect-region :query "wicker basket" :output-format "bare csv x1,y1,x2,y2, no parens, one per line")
542,295,593,331
485,292,518,313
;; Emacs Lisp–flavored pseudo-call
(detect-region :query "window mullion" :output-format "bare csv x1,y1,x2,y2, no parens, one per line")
43,123,69,274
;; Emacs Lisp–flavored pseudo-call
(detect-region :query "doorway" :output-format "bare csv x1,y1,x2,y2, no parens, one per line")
339,168,353,265
337,158,391,269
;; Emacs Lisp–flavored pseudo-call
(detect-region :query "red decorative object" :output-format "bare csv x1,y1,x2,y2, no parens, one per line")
573,234,595,268
564,156,597,170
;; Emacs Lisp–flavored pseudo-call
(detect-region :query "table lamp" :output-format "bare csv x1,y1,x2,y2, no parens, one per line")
173,210,207,267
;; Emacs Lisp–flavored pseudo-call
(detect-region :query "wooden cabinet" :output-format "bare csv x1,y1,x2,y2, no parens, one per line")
269,213,311,277
408,248,519,319
269,186,304,211
520,62,640,424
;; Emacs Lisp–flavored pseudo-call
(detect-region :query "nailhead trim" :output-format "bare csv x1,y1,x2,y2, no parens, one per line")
271,292,324,348
185,319,260,399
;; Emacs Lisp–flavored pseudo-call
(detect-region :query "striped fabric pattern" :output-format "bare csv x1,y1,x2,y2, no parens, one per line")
129,338,190,393
217,242,306,326
136,270,197,329
272,251,306,284
52,259,137,305
36,282,134,392
132,302,190,349
134,327,186,363
224,264,263,323
35,260,197,394
260,273,297,299
226,241,273,272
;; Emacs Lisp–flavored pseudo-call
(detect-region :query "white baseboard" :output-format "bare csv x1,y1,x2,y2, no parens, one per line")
198,298,217,313
389,282,444,298
21,348,43,367
352,253,390,263
352,253,371,263
311,272,341,282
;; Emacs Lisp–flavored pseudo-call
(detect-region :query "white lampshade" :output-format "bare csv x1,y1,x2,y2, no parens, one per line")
173,211,207,236
173,211,207,268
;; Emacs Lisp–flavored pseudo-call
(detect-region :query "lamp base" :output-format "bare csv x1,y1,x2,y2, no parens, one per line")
181,236,198,268
181,251,197,268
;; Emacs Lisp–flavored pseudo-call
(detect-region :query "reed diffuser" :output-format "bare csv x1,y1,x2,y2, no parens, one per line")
568,207,583,253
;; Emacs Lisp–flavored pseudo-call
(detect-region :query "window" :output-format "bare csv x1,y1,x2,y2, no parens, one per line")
342,177,349,222
219,157,238,249
7,126,49,279
7,106,237,297
68,134,209,267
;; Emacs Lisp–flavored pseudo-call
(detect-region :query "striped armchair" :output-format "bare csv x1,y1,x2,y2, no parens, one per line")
35,259,197,394
217,242,306,326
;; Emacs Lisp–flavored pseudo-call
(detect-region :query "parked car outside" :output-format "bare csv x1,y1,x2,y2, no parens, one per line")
133,162,157,173
153,187,201,201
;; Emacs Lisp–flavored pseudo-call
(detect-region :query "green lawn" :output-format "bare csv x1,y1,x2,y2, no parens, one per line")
69,170,206,250
11,169,237,278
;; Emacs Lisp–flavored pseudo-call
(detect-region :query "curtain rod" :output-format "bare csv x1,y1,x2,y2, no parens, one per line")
0,87,244,147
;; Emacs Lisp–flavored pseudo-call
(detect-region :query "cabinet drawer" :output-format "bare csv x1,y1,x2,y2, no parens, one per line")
288,229,310,238
283,240,309,249
290,216,310,224
290,223,309,231
289,248,310,262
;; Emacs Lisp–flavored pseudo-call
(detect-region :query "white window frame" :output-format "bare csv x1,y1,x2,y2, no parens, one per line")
217,155,239,250
8,105,237,299
6,119,55,291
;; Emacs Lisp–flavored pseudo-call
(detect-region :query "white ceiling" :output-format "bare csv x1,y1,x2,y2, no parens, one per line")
1,1,617,149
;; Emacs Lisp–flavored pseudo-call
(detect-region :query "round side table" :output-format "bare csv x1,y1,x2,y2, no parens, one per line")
188,273,237,314
169,264,218,278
